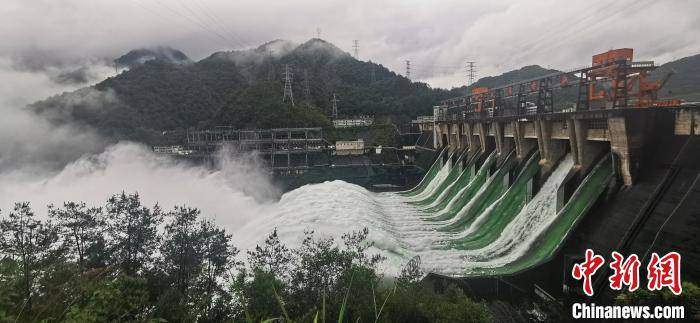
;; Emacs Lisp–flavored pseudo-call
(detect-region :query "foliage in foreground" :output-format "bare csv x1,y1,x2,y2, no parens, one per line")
615,281,700,314
0,192,489,322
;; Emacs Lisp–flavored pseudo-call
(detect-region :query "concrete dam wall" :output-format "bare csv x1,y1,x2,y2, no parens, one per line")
419,107,699,301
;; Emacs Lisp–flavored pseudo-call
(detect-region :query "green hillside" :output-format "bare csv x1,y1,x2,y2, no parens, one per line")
32,39,454,144
653,53,700,101
31,38,697,145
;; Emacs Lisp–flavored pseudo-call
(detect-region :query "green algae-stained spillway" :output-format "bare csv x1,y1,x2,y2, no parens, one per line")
387,150,614,276
398,148,445,197
244,148,616,277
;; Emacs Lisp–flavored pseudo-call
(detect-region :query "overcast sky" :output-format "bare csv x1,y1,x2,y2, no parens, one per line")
2,0,699,88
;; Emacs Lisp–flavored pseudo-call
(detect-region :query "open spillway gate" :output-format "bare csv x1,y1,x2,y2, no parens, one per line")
415,49,700,302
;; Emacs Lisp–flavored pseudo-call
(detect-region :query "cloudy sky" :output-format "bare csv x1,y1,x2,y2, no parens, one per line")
2,0,699,88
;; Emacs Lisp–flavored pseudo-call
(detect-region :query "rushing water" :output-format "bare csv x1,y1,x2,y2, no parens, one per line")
2,142,606,278
232,149,604,277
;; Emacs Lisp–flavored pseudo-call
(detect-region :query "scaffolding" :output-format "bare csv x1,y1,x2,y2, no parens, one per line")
184,127,326,170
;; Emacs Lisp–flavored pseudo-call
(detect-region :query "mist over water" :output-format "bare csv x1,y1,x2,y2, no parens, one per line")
0,55,277,229
0,55,581,277
0,143,275,226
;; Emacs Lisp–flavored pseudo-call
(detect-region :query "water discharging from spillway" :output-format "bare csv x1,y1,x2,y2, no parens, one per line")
233,149,613,277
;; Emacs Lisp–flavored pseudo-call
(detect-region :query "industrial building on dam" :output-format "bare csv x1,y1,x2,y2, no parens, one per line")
412,48,699,301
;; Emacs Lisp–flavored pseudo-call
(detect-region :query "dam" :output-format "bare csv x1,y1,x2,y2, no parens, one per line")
406,49,700,300
169,48,698,301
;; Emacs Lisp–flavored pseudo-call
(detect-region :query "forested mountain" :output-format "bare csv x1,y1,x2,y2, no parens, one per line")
114,46,191,69
451,65,561,94
32,39,455,143
652,53,700,101
30,39,698,145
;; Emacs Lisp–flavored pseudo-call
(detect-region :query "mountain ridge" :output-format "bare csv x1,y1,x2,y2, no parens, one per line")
31,39,698,145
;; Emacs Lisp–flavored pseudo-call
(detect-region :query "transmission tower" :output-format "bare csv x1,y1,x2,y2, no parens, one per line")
303,69,311,100
331,93,340,118
353,40,359,59
466,61,477,86
316,27,322,39
282,64,294,106
405,60,411,80
370,64,376,83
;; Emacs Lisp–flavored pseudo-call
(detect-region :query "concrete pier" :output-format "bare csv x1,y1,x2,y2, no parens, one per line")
433,106,699,186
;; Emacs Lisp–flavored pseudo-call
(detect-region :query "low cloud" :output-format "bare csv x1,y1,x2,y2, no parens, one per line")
0,57,113,172
2,0,698,89
0,53,278,224
0,143,276,225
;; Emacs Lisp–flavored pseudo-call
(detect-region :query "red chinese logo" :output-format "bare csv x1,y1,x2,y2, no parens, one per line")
572,249,605,296
609,252,640,292
571,250,683,296
647,252,682,295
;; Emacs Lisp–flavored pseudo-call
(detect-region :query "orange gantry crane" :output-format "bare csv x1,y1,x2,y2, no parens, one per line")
441,48,680,120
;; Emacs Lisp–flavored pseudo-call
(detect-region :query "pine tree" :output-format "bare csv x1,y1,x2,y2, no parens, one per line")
105,192,162,276
0,202,60,315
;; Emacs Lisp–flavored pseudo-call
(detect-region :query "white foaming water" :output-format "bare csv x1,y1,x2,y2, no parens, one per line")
236,153,576,276
423,155,575,274
1,141,576,277
447,152,537,239
397,148,444,194
429,169,497,227
461,155,574,268
423,167,464,209
421,152,495,220
0,143,273,228
405,153,452,202
421,150,470,208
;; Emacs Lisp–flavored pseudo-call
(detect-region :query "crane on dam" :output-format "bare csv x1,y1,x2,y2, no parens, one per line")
439,48,681,120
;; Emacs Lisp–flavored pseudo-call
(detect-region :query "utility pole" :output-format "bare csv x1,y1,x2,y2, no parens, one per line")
405,60,411,80
331,93,339,118
303,69,311,100
466,61,477,87
283,65,294,107
352,40,359,59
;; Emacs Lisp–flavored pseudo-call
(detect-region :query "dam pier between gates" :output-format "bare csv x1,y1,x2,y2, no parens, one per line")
432,106,699,186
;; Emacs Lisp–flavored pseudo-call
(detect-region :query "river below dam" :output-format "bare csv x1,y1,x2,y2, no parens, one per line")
233,147,613,277
0,142,612,278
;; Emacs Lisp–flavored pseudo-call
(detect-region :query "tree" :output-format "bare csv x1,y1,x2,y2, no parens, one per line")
104,192,162,276
247,229,291,278
160,206,201,296
156,207,237,321
48,202,106,270
0,202,61,315
195,218,237,318
65,275,153,322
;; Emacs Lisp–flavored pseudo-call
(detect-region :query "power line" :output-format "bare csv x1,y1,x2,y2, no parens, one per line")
331,93,340,118
127,0,229,48
510,0,648,64
410,63,464,70
466,61,477,86
190,0,249,48
175,0,239,46
282,65,294,107
352,40,359,59
405,60,411,80
146,0,238,49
